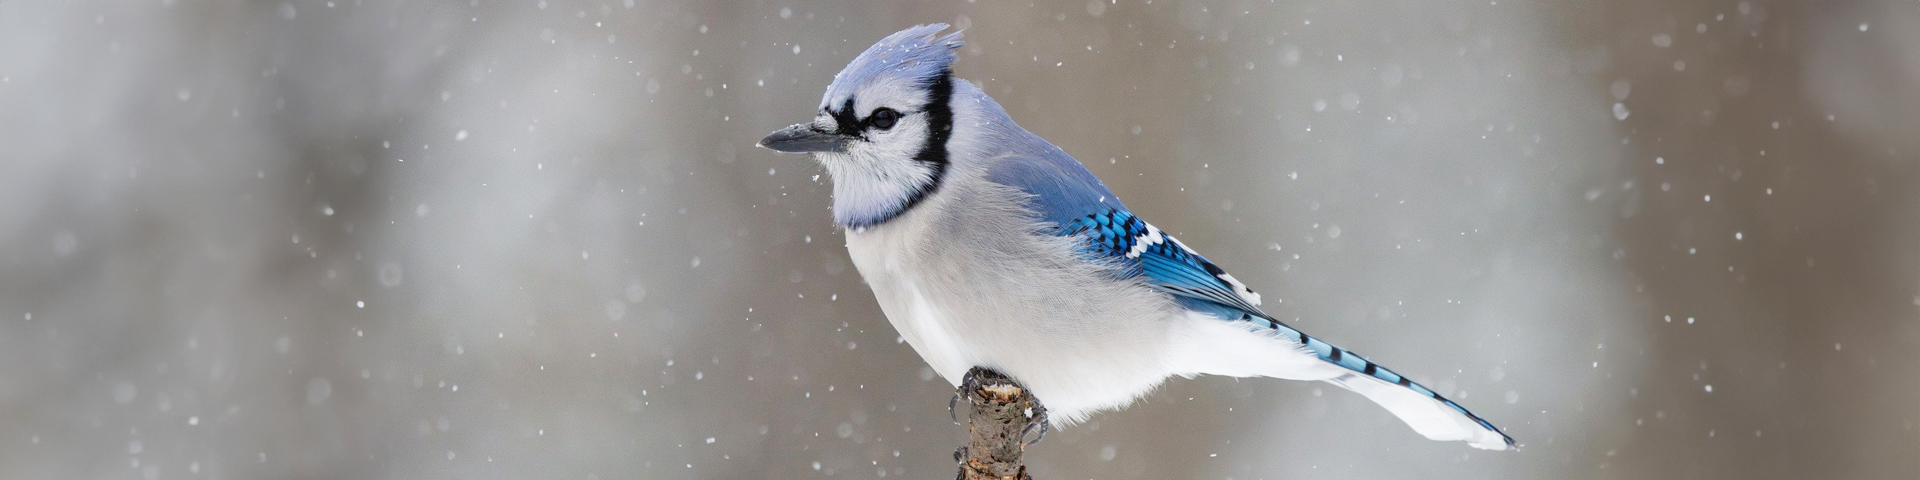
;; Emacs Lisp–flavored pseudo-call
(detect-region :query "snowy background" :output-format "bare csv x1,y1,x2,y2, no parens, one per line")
3,1,1919,478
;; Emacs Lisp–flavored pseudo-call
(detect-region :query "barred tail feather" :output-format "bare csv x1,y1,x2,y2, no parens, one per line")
1325,371,1515,450
1172,313,1517,451
1276,316,1517,451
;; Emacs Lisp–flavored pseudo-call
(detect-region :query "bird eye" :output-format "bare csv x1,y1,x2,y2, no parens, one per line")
869,108,900,130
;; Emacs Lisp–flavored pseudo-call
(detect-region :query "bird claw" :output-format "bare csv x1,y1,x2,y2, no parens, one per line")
952,367,993,425
1020,405,1050,446
958,367,989,397
948,390,964,425
956,367,1047,445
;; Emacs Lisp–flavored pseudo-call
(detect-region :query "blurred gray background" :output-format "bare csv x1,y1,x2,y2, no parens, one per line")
3,1,1918,478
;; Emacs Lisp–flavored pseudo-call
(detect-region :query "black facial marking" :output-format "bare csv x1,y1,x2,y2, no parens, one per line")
845,69,955,229
895,71,953,206
830,98,861,137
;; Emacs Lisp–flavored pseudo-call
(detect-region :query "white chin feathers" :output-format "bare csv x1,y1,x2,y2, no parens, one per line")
814,148,940,228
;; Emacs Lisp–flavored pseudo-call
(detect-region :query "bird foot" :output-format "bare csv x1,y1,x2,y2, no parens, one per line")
952,367,1001,424
954,367,1043,480
1020,406,1050,446
955,367,1049,445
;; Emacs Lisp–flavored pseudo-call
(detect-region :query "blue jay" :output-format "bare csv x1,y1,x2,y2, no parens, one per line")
759,24,1515,451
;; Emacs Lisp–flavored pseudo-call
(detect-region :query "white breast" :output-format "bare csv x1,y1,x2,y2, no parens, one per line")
840,177,1188,425
844,212,977,383
885,276,978,382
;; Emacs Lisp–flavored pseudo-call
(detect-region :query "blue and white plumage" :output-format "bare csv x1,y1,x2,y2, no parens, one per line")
759,24,1516,451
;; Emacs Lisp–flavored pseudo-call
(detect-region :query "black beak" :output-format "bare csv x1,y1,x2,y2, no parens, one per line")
757,121,850,154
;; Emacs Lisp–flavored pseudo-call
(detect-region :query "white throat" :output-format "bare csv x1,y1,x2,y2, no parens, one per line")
814,149,942,230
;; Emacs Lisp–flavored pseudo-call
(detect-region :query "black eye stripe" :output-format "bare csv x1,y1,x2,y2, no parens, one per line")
828,98,860,136
833,69,953,230
826,100,912,135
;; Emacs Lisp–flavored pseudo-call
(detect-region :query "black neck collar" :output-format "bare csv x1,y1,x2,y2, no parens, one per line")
843,71,954,229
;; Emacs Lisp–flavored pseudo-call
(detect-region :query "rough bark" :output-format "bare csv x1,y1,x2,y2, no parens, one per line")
956,367,1043,480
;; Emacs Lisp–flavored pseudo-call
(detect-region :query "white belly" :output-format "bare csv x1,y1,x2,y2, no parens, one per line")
886,276,979,382
843,209,1186,425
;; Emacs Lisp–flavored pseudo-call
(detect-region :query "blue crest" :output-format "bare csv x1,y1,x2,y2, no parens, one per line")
820,24,965,110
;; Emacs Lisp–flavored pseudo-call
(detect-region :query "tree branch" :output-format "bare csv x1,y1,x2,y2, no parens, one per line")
956,367,1044,480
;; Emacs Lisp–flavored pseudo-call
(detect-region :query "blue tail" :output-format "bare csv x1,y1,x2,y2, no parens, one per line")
1239,311,1518,450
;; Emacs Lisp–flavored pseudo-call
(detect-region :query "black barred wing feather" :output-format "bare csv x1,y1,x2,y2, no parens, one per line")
1059,208,1518,449
1063,208,1265,317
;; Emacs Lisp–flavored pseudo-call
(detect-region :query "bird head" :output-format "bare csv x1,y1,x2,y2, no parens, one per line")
759,24,964,229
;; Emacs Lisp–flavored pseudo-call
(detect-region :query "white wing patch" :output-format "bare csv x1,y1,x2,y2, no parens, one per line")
1215,271,1263,306
1123,223,1165,259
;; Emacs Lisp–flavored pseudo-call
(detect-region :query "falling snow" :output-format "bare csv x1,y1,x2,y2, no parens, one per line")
3,2,1912,478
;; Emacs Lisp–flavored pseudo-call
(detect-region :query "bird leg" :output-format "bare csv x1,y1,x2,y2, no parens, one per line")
1021,406,1050,446
955,367,1042,480
949,390,965,425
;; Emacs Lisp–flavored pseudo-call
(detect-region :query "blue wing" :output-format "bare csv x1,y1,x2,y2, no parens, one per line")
988,152,1517,449
981,150,1265,316
1061,209,1267,318
1058,208,1516,449
984,149,1269,320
